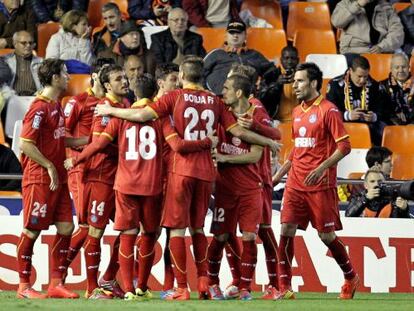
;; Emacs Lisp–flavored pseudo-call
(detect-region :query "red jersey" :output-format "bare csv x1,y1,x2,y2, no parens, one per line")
20,95,66,187
149,84,237,182
64,88,100,173
102,99,165,195
216,104,264,195
83,94,127,185
286,95,349,191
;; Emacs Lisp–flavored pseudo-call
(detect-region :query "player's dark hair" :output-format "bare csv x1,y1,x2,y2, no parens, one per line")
180,55,203,83
155,63,179,81
365,146,392,168
227,74,252,98
90,58,116,86
229,63,257,84
99,64,124,92
351,55,370,71
102,2,120,15
133,74,157,99
38,58,66,87
296,62,323,92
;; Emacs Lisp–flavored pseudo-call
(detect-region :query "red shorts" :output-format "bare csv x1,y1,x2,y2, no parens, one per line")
68,171,86,223
114,191,162,232
23,183,73,230
83,182,115,229
161,173,212,229
261,184,273,225
210,189,262,235
281,187,342,232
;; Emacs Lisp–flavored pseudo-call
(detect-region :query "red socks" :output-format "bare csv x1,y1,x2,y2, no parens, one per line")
84,235,101,292
258,227,279,288
133,235,142,283
328,236,356,280
119,234,136,293
102,234,120,281
163,230,174,291
225,233,241,286
17,233,36,284
169,236,187,288
277,235,294,290
66,226,88,266
239,240,257,291
137,233,157,291
207,238,225,285
50,233,71,281
191,233,208,278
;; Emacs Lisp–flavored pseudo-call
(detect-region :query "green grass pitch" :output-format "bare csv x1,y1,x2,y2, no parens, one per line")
1,291,413,311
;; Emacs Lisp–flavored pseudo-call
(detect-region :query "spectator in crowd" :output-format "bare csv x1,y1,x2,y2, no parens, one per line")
272,45,299,121
345,167,410,218
3,31,42,96
0,144,22,191
46,10,94,67
92,2,123,57
26,0,87,23
0,0,36,49
98,20,156,75
0,56,12,127
150,8,205,65
124,54,145,103
182,0,240,28
379,53,414,125
331,0,404,54
204,20,277,96
399,0,414,57
326,55,387,145
128,0,181,26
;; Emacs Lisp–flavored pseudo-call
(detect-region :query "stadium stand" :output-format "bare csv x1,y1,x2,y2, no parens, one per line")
196,27,226,53
286,2,332,41
246,28,286,61
241,0,283,29
382,125,414,154
37,22,60,58
305,54,348,79
0,49,14,56
393,2,411,13
62,74,91,97
391,153,414,180
361,53,393,81
293,29,337,62
87,0,129,28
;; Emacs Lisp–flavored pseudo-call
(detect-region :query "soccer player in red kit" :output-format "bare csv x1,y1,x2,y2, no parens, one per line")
16,59,79,299
95,56,279,300
272,63,359,300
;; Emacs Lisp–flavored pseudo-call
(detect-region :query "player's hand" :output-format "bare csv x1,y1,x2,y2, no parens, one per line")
95,100,112,116
366,186,380,200
348,108,365,121
207,129,218,149
64,158,75,171
46,163,59,191
363,111,374,122
212,150,226,163
395,197,408,210
81,26,92,39
304,166,325,186
368,45,382,54
357,0,371,7
237,115,253,129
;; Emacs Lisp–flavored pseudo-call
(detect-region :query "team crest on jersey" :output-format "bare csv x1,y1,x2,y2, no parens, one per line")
64,102,74,117
232,137,242,146
32,115,42,129
309,114,317,124
299,126,307,137
30,216,38,224
91,215,98,223
101,116,110,126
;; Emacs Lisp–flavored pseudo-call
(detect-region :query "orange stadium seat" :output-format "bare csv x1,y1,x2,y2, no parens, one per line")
382,125,414,154
278,121,293,164
246,28,286,61
344,123,372,148
0,120,6,145
286,2,332,41
393,2,410,13
37,22,60,58
0,191,21,197
196,27,226,52
293,29,337,62
241,0,283,29
347,172,364,180
62,74,91,97
61,96,72,108
361,53,392,81
0,48,14,56
391,153,414,180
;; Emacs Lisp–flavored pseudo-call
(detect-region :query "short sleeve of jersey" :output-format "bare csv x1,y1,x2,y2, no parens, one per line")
102,117,120,141
149,93,173,119
20,101,46,143
64,97,80,133
90,115,111,142
219,102,237,131
325,105,349,142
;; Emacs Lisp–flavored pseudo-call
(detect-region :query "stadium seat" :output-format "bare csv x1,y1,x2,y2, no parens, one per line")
246,28,286,61
306,54,348,79
0,48,14,56
62,74,91,97
293,29,337,62
0,191,21,197
37,22,60,58
196,27,226,52
344,122,372,148
286,2,332,41
347,172,364,180
391,153,414,180
393,2,410,13
361,53,392,81
0,120,7,146
382,125,414,154
278,121,293,164
241,0,283,29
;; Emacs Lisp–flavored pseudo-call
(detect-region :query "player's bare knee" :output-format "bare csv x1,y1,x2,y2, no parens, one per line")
259,224,271,229
318,231,336,245
242,232,256,241
79,224,89,229
23,228,40,239
189,227,204,236
88,226,104,238
122,228,138,235
215,233,228,242
170,228,186,237
55,222,74,236
281,223,297,237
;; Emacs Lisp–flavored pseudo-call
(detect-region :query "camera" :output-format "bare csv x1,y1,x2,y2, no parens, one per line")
378,180,414,200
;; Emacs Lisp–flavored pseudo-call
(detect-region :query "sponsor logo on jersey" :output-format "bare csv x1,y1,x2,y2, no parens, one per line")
309,113,317,124
294,137,316,148
51,110,58,116
32,115,42,129
53,127,65,139
64,103,74,117
220,142,248,155
299,126,307,137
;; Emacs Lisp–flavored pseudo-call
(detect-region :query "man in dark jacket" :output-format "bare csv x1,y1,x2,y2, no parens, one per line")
0,144,22,191
0,0,36,48
203,20,277,96
26,0,87,23
399,1,414,57
150,8,205,65
128,0,181,25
